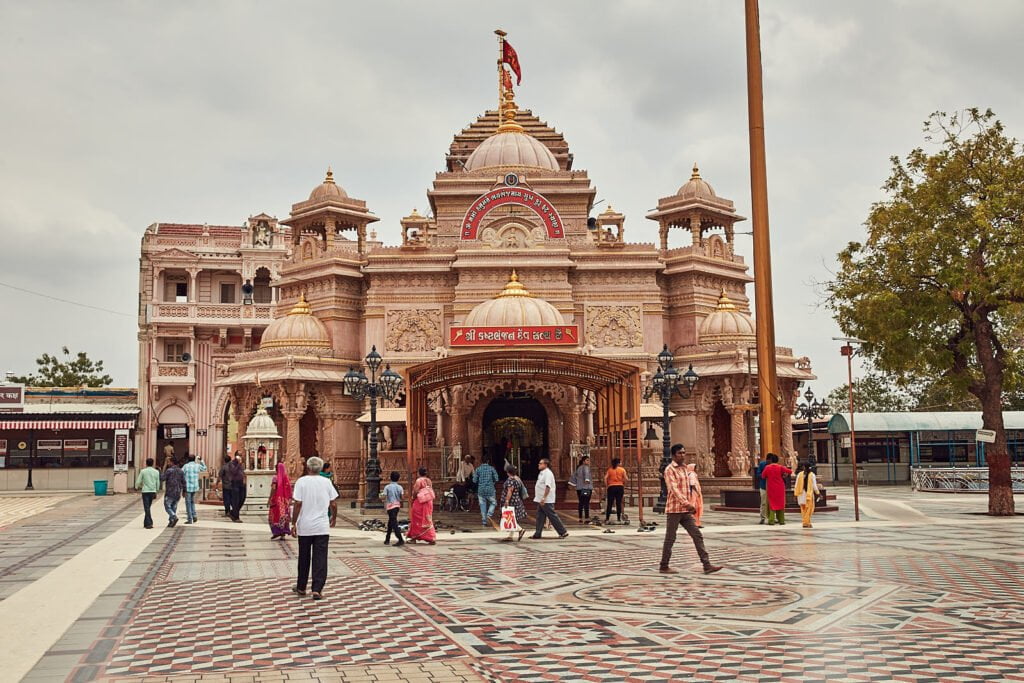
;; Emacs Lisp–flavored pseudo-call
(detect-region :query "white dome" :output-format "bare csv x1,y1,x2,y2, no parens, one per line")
245,405,280,439
464,271,563,327
699,291,755,344
465,131,559,172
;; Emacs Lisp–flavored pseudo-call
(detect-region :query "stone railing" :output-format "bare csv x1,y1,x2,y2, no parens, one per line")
151,303,276,323
152,362,195,384
911,466,1024,492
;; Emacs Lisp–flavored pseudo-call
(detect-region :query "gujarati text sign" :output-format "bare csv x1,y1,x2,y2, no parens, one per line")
461,188,564,240
450,325,578,347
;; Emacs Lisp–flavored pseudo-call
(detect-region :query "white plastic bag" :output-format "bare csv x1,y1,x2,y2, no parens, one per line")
499,506,520,532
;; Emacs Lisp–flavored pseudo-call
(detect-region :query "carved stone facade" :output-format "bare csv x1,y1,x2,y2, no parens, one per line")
585,305,643,349
385,308,443,353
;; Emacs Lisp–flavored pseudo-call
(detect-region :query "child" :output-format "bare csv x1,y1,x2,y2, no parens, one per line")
383,471,405,546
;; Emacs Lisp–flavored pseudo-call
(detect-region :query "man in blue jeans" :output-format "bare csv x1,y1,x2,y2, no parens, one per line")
161,457,186,528
135,458,160,529
182,454,207,524
472,458,500,527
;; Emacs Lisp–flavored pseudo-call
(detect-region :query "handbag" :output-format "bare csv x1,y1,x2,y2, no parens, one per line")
499,506,521,532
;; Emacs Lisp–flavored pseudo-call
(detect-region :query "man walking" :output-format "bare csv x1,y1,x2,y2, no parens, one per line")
291,456,338,600
531,458,569,539
472,457,500,527
660,444,722,574
136,457,160,529
755,454,769,524
161,456,186,528
182,454,207,524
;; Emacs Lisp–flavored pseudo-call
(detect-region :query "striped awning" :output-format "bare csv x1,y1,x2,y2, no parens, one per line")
0,420,136,430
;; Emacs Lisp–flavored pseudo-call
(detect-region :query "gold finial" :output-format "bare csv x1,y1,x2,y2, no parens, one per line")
601,203,616,215
410,207,422,217
717,289,737,310
324,167,335,184
691,163,701,180
498,269,531,297
496,88,525,134
289,293,313,316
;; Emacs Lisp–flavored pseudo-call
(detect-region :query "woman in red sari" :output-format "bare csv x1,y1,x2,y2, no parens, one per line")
267,461,292,540
408,467,437,544
761,453,792,525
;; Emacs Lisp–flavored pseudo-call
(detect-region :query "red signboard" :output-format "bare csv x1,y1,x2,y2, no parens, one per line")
450,325,578,347
461,188,564,240
0,385,24,413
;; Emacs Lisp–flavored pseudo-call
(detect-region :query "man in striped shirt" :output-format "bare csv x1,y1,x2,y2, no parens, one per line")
659,444,723,575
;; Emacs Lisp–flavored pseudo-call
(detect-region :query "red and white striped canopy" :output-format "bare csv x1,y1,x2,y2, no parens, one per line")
0,420,135,431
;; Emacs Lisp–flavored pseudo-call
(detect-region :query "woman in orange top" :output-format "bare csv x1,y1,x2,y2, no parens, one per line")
604,458,629,523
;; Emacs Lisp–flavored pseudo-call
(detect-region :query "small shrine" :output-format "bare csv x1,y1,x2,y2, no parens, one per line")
241,404,281,511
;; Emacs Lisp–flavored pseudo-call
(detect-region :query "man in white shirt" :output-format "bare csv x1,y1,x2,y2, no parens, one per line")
290,456,338,600
531,458,569,539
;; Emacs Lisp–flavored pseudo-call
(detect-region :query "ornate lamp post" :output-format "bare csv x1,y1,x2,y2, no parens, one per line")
645,344,700,514
344,346,403,509
795,387,829,465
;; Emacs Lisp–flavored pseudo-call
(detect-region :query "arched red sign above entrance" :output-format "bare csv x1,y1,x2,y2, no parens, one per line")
461,187,564,240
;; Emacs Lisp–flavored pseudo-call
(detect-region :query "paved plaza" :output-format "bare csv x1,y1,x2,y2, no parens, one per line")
1,489,1023,682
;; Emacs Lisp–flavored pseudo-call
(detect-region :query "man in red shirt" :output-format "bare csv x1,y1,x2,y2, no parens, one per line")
659,444,723,574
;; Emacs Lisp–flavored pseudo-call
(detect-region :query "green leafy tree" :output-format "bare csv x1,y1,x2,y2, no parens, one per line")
10,347,113,387
828,109,1024,516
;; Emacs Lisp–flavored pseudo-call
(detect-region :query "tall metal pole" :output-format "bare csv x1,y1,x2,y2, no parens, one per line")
744,0,782,458
365,370,382,510
845,346,861,521
653,387,672,514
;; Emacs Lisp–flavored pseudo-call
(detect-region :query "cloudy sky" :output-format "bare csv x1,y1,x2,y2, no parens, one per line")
1,0,1022,396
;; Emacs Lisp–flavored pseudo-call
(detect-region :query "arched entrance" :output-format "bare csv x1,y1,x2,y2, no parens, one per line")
483,394,549,479
712,400,732,477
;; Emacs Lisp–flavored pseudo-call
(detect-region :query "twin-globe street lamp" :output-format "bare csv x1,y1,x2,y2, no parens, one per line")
344,346,403,509
644,344,700,514
795,386,830,466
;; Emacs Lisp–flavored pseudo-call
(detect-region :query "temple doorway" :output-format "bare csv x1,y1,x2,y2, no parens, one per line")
483,394,548,480
299,406,318,462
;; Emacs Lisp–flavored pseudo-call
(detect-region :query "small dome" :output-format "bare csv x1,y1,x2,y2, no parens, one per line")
465,131,559,171
260,294,332,350
699,291,755,344
677,163,717,200
245,405,280,439
308,168,348,202
464,271,564,327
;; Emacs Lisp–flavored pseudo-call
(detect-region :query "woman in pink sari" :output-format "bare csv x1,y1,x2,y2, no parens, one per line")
267,462,292,540
408,467,437,544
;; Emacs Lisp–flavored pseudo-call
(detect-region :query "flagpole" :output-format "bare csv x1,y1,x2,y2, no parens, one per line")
495,29,507,113
744,0,782,458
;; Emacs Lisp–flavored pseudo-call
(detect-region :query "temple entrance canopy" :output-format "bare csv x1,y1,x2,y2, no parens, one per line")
406,350,645,511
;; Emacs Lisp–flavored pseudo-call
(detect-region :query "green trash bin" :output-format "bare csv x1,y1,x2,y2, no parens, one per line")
93,480,109,496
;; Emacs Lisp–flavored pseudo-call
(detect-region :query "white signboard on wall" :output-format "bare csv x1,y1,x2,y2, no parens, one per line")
976,429,996,444
113,430,131,472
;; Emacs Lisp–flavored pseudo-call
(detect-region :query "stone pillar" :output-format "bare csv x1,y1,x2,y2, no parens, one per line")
187,267,200,303
730,409,748,459
659,222,669,252
357,225,366,255
690,216,702,248
283,409,303,479
325,218,336,251
449,404,464,452
434,405,445,447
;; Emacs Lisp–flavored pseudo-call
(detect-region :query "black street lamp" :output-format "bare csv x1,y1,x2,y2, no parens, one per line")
344,346,403,509
644,344,700,514
795,386,830,465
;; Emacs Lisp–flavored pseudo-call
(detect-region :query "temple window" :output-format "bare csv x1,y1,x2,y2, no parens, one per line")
164,341,186,362
220,282,236,304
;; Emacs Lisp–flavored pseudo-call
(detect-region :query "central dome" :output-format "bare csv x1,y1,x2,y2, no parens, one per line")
260,294,332,351
699,291,755,345
677,163,717,200
465,131,559,171
464,271,564,327
308,168,348,202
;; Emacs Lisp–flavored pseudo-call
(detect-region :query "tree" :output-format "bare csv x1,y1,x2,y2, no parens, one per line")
826,371,914,413
10,347,113,387
828,109,1024,516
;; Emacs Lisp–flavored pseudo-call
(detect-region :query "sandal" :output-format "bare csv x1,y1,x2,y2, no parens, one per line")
517,529,526,542
292,587,307,597
311,592,323,600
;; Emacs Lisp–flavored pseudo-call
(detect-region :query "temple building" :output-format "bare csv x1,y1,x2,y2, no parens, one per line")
137,78,813,499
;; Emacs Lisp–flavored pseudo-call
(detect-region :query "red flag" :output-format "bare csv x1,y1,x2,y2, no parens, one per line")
501,67,514,94
502,41,522,85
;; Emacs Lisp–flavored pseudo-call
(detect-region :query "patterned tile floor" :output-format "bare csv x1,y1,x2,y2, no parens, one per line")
6,487,1024,682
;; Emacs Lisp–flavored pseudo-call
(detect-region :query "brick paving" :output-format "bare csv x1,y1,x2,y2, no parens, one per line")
6,487,1024,682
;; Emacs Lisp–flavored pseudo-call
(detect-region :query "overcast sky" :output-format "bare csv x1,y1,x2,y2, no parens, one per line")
1,1,1022,397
